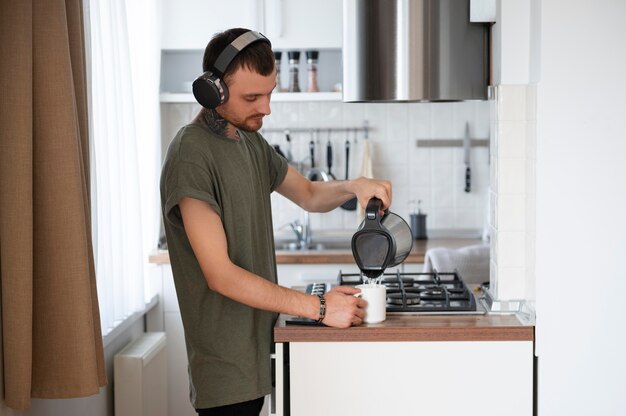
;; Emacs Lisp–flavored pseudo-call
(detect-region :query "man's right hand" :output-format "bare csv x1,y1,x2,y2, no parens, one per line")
321,286,367,328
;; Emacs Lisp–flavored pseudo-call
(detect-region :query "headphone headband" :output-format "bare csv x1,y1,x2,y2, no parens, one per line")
212,30,270,77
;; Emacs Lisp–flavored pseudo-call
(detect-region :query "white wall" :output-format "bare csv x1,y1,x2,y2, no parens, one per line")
487,0,540,303
535,0,626,414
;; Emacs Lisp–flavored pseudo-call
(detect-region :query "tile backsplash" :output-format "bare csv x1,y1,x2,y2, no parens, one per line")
489,84,536,303
160,99,492,236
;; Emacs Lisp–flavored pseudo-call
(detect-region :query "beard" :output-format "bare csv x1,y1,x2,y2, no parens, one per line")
234,114,265,132
216,106,265,133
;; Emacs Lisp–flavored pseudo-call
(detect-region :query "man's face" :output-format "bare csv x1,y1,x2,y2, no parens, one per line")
216,66,276,132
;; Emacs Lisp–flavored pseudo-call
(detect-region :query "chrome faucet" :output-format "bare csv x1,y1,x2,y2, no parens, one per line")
284,167,332,250
301,167,331,249
287,220,306,249
302,212,313,249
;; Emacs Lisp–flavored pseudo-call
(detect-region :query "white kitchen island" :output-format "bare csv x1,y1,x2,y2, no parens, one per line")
273,314,534,416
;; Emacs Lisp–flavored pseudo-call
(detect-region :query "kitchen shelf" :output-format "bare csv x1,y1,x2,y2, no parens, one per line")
272,92,342,102
159,92,342,103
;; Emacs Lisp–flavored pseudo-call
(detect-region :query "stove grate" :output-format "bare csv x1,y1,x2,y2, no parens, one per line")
337,269,477,313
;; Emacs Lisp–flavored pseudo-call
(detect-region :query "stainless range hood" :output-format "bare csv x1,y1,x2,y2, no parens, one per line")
342,0,490,102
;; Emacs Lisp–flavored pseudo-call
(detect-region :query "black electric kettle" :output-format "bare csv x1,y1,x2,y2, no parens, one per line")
351,198,413,279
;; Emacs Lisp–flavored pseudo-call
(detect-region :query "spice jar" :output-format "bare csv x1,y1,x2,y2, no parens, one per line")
305,50,320,92
273,50,282,91
287,51,301,92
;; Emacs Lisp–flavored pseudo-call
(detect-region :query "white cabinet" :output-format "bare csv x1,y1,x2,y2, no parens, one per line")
264,0,342,50
164,311,196,416
156,265,196,416
161,0,262,50
284,341,534,416
160,0,342,50
159,0,343,100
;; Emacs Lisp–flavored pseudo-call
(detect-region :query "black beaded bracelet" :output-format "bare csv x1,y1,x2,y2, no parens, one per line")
316,294,326,323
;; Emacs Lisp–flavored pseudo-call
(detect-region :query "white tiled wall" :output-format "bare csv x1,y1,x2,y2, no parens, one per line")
263,100,492,234
160,100,492,236
489,85,536,302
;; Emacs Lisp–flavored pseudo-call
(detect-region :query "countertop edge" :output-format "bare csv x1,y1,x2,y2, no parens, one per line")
274,326,534,343
274,315,534,343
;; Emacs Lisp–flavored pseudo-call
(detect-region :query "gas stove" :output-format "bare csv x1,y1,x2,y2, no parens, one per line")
337,269,479,314
285,269,482,325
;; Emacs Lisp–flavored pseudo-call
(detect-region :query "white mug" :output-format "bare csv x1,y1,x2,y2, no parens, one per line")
355,284,386,324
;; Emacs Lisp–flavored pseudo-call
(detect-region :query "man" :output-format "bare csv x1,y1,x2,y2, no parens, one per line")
160,28,392,416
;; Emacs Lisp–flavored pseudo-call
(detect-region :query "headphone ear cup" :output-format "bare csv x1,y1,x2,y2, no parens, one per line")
192,71,229,109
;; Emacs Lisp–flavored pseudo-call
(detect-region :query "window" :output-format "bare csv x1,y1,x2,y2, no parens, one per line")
86,0,161,336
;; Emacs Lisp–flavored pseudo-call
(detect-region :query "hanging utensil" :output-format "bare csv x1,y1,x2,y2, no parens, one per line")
463,122,471,193
284,129,293,163
340,129,358,211
326,130,336,180
308,130,319,180
273,144,286,158
268,131,286,158
309,138,316,168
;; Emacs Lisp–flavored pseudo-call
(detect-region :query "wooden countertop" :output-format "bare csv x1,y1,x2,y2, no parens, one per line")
274,313,534,343
149,238,483,265
274,238,481,264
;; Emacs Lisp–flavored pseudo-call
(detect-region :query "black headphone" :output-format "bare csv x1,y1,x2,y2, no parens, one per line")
192,30,271,109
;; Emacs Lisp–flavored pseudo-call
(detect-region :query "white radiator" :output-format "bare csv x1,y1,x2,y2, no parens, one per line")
114,332,167,416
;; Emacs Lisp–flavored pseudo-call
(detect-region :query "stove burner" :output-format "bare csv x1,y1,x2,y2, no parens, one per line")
381,276,414,288
387,292,421,305
420,287,446,300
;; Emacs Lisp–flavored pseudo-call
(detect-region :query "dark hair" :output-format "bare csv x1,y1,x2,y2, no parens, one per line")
202,28,274,81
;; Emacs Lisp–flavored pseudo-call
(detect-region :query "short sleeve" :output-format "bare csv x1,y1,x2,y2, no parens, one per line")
261,135,289,191
162,160,222,229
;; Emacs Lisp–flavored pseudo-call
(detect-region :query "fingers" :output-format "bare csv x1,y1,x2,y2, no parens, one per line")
331,285,362,296
323,288,367,328
376,180,392,211
354,304,366,320
353,178,393,212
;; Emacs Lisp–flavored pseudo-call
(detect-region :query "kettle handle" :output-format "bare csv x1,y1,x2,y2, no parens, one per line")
365,197,388,221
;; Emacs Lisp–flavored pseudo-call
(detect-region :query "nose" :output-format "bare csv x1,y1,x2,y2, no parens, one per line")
258,96,271,116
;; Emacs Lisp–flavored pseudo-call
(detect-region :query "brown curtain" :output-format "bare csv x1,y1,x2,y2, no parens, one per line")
0,0,106,410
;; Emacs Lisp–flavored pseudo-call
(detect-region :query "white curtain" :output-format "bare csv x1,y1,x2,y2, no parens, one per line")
87,0,161,335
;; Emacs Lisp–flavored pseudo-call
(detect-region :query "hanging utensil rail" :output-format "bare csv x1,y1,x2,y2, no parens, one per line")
261,126,370,134
416,139,488,147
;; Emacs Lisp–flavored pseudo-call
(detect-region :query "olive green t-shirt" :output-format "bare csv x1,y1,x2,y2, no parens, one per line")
160,124,288,409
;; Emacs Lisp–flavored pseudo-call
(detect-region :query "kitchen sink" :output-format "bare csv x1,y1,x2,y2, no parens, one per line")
278,241,352,251
275,230,353,252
